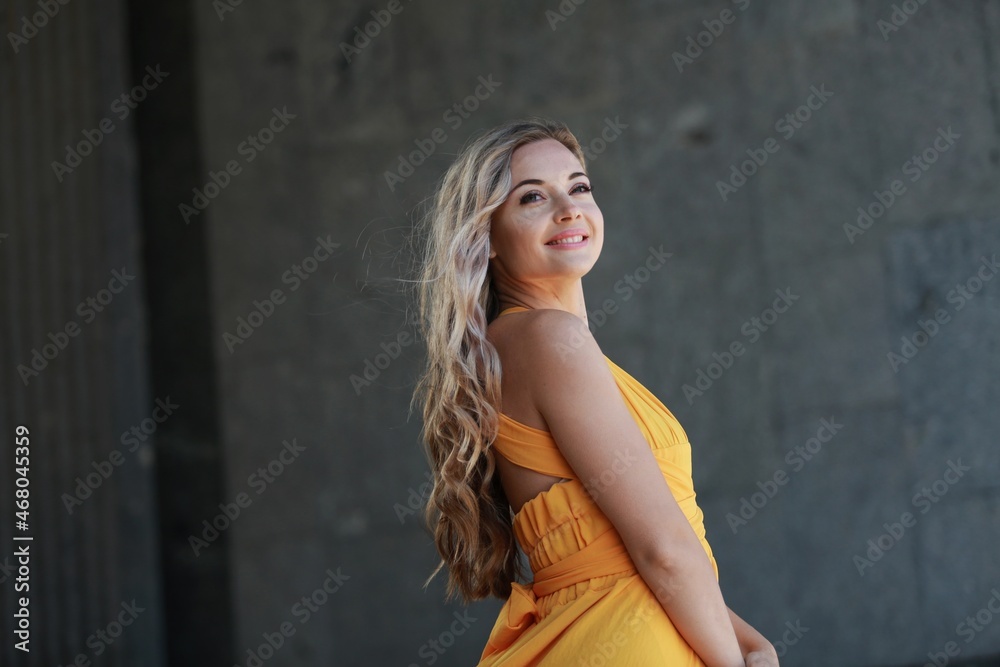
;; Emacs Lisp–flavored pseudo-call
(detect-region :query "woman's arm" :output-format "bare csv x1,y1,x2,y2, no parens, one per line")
728,606,779,665
632,546,746,667
523,311,745,667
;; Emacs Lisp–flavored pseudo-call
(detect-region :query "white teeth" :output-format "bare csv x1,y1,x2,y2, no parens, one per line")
547,235,585,245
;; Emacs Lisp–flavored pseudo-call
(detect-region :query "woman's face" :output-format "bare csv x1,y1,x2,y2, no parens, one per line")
488,138,603,289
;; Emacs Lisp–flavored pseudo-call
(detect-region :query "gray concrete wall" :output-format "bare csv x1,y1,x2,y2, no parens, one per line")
0,0,165,665
7,1,994,665
193,1,1000,665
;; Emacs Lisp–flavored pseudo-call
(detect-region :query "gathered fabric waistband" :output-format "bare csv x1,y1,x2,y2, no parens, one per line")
531,526,635,598
483,526,638,654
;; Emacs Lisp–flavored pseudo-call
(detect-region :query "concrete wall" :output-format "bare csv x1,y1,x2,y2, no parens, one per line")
192,1,1000,665
6,1,998,666
0,0,164,665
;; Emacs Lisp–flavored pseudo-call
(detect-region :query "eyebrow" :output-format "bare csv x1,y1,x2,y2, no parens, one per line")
511,171,588,192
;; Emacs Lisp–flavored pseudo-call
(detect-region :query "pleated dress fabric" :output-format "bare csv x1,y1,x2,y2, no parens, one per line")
477,305,718,666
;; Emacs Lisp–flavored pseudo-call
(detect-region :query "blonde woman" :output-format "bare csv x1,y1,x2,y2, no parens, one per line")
410,117,777,666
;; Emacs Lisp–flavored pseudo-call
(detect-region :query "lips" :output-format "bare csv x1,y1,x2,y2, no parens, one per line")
545,229,590,245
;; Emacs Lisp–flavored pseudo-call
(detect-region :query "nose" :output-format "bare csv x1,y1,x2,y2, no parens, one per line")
553,193,582,222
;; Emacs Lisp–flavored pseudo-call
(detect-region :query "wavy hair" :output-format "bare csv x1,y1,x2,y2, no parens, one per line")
407,117,587,603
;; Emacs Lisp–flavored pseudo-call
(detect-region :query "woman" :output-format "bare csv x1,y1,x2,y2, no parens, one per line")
409,117,778,666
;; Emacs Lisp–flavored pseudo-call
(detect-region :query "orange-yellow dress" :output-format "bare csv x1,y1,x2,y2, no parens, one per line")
478,305,719,666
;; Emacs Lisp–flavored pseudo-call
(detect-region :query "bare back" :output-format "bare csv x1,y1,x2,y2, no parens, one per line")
486,309,571,515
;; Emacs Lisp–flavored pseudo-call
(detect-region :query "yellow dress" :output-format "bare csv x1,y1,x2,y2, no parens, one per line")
478,305,719,666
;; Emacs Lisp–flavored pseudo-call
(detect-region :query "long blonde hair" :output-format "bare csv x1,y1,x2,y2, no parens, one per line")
407,117,587,603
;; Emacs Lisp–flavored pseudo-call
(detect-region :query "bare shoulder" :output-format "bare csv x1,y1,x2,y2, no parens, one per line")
493,307,703,569
488,308,597,387
487,309,597,428
490,307,593,355
525,309,603,380
512,309,614,423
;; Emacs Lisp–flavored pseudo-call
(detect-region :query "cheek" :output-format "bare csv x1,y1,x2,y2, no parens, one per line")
499,213,539,245
585,214,602,237
492,225,518,252
507,236,540,264
492,228,532,263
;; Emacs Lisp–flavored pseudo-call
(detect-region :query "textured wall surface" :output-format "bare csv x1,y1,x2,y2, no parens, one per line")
5,1,1000,666
189,1,1000,665
0,0,164,665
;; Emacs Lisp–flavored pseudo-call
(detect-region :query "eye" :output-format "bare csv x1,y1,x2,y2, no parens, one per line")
519,191,543,205
519,183,592,204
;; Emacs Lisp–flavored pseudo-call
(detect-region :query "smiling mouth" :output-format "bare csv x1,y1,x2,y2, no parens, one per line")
545,235,589,246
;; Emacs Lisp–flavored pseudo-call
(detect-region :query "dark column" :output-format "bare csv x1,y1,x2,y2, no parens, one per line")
124,1,235,665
